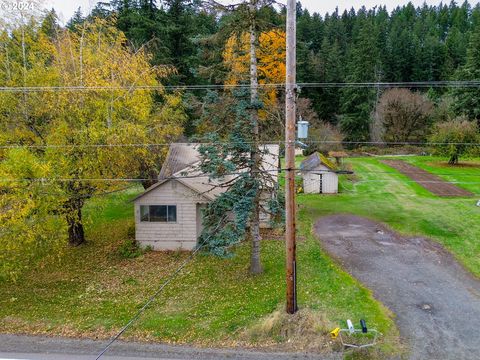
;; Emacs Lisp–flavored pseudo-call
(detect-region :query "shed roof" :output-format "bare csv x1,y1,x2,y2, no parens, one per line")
300,152,337,172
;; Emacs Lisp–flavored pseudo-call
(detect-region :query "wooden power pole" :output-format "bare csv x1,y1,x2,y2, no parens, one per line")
285,0,297,314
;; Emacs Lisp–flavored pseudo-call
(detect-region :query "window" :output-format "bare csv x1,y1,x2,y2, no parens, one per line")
140,205,177,222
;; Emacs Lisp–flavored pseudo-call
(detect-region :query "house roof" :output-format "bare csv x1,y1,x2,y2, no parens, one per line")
158,143,201,180
134,143,280,202
300,152,337,172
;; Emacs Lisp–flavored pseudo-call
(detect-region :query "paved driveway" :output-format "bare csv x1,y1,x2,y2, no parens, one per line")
315,215,480,360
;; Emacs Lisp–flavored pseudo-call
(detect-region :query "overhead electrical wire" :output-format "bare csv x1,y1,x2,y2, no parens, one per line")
0,140,479,149
0,80,480,93
93,209,237,360
0,166,478,183
94,245,204,359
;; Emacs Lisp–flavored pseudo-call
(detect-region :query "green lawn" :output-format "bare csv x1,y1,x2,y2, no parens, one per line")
0,178,399,356
2,155,477,356
402,156,480,194
299,156,480,277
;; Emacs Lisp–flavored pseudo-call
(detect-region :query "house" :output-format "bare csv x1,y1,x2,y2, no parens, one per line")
133,143,280,251
300,152,338,194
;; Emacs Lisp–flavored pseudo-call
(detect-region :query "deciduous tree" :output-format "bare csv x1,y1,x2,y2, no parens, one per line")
374,88,434,143
0,18,185,260
429,118,479,165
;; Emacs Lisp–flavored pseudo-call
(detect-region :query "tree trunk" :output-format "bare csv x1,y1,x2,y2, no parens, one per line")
250,196,263,274
449,153,459,166
66,200,85,246
139,165,159,190
249,0,263,275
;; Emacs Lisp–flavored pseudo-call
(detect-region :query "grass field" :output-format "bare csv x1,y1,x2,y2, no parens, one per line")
300,156,480,276
0,155,478,357
0,182,398,355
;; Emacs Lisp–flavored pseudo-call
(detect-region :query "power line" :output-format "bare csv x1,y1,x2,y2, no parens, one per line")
93,212,230,360
2,177,479,186
0,143,174,149
298,81,480,89
342,179,480,184
1,140,479,149
0,167,279,183
1,80,480,92
0,164,478,183
307,140,480,146
308,169,480,177
94,246,204,359
329,190,480,196
2,184,138,197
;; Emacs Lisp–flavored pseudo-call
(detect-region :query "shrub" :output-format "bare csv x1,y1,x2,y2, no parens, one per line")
304,122,344,156
429,118,479,165
118,239,144,259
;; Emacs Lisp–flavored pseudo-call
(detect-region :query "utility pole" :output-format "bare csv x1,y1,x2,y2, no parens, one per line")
285,0,297,314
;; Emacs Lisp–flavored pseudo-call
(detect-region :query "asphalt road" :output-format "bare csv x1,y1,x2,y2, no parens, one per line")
0,334,339,360
0,354,176,360
315,215,480,360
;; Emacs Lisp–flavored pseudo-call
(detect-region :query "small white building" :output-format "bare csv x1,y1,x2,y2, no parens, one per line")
300,152,338,194
133,143,280,251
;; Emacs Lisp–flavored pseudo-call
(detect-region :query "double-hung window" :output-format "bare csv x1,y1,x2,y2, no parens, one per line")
140,205,177,222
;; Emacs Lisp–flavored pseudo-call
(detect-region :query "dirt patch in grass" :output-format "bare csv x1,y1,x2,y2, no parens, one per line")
382,159,473,197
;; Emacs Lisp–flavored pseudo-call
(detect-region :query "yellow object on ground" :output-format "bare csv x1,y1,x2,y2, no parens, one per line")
330,327,341,339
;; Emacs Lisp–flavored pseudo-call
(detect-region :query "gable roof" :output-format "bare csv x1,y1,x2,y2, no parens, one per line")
300,152,337,172
134,143,280,202
158,143,201,180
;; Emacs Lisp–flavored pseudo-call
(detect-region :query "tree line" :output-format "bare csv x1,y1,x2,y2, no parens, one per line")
71,1,480,139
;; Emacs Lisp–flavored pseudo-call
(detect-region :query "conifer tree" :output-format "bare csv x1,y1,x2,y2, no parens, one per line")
451,22,480,122
340,10,380,142
197,0,281,274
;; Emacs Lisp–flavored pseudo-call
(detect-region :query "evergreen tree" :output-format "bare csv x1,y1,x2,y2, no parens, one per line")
451,22,480,122
66,7,85,31
40,9,59,40
196,90,282,260
197,90,259,257
340,10,380,141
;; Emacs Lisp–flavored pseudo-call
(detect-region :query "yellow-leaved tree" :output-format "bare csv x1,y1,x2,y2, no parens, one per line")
223,29,286,120
0,17,185,280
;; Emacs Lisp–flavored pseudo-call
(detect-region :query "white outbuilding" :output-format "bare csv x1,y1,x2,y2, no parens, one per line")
300,152,339,194
132,143,280,251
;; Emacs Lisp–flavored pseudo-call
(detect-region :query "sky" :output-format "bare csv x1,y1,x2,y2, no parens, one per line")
46,0,476,24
